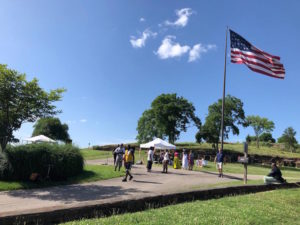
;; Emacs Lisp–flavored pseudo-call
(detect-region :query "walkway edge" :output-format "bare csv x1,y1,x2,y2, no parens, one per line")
1,182,300,225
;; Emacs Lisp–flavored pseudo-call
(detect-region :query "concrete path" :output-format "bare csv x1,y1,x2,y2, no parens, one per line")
0,159,262,218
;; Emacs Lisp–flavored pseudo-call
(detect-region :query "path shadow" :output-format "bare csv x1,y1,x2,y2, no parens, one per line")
200,171,243,181
7,184,149,204
133,180,162,184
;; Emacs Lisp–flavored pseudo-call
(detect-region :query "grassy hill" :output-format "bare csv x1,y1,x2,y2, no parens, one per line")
92,142,300,159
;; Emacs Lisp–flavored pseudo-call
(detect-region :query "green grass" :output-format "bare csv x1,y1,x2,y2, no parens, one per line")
193,161,300,181
176,142,300,158
63,188,300,225
0,165,124,191
94,142,300,160
80,149,112,160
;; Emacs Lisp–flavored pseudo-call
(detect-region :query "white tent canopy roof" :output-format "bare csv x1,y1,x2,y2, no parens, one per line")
140,138,176,150
24,135,56,143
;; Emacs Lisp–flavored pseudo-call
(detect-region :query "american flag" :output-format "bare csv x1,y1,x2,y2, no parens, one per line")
230,29,285,79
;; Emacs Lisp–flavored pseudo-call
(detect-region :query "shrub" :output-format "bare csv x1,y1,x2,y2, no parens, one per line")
5,144,84,181
0,152,13,180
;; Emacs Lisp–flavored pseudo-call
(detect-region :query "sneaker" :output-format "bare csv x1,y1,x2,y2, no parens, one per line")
122,179,127,182
129,176,133,181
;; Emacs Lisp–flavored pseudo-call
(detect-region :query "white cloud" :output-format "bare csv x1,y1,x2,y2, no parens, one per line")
188,44,217,62
165,8,193,28
155,36,190,59
130,29,157,48
79,119,87,123
139,17,145,22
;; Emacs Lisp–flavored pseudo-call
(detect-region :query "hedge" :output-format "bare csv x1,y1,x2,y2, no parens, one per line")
0,144,84,181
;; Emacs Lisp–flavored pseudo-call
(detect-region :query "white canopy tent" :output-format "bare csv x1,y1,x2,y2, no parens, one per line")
140,138,176,150
24,135,56,143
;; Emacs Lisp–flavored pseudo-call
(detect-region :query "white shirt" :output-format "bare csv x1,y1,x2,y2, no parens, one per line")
147,149,154,161
164,152,169,161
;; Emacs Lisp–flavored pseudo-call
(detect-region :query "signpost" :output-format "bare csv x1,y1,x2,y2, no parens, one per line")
238,142,249,184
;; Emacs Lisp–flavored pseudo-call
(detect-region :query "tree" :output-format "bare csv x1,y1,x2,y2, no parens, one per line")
245,115,275,148
32,117,71,143
278,127,298,152
0,64,64,151
259,132,276,143
196,95,246,150
246,133,275,144
136,93,201,143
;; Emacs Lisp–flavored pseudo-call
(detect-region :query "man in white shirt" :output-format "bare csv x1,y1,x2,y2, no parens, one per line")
147,147,154,172
162,150,169,173
114,143,125,171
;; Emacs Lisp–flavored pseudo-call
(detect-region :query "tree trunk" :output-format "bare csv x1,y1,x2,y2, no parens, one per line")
0,138,8,152
256,135,259,148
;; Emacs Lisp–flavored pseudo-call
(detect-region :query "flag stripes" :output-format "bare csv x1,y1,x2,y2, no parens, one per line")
230,30,285,79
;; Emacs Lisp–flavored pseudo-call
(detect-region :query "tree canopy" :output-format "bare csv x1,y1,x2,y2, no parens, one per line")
196,95,246,149
246,133,276,143
0,64,64,151
278,127,298,152
32,117,71,143
246,115,275,148
136,93,201,143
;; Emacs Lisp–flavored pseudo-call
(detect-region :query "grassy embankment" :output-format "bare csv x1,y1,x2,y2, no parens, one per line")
176,142,300,158
88,142,300,160
0,165,124,191
63,188,300,225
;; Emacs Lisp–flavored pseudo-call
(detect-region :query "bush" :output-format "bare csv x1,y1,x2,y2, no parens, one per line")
0,152,13,180
4,144,84,181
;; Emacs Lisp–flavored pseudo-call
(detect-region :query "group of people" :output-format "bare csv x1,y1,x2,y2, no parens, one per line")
147,148,203,173
146,147,170,173
114,145,287,185
113,144,135,182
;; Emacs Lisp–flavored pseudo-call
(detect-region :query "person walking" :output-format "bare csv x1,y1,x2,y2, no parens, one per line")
214,148,225,177
182,149,188,170
188,150,195,171
122,146,134,182
147,147,154,172
162,150,169,173
114,144,125,171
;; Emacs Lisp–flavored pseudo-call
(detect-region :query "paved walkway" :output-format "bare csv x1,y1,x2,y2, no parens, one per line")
0,159,262,218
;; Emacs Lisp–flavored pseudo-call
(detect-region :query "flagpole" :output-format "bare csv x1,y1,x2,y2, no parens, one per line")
220,27,228,152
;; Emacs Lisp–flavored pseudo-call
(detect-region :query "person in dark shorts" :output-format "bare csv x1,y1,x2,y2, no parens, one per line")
214,148,225,177
147,147,154,172
122,146,134,182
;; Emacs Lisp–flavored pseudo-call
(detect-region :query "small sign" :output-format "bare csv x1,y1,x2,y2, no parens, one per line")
238,156,249,164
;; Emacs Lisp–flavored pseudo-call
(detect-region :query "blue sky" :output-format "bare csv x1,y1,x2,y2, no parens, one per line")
1,1,299,147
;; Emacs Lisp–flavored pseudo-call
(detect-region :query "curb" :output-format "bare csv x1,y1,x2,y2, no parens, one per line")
1,182,300,225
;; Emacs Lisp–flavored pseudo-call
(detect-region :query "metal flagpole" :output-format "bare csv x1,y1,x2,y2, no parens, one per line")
220,27,228,151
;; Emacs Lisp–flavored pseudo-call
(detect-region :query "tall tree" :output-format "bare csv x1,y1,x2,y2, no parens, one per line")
246,115,275,148
32,117,71,143
137,93,201,143
0,64,64,151
196,95,246,150
278,127,298,152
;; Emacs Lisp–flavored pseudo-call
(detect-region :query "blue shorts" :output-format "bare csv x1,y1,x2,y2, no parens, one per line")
125,162,133,170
